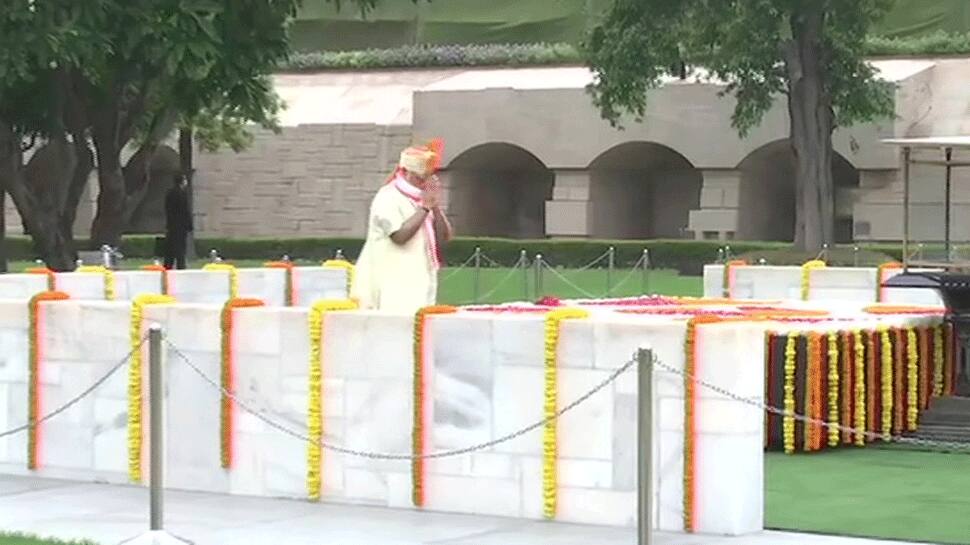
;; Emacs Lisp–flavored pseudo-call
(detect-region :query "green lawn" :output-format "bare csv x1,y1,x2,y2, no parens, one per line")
7,260,704,304
767,448,970,544
0,534,95,545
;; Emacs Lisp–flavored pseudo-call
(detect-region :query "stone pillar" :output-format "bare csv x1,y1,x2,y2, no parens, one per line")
545,170,592,237
688,170,740,240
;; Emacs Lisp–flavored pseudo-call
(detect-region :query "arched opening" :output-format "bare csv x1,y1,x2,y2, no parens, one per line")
443,143,554,238
736,140,859,242
127,146,181,234
588,142,702,239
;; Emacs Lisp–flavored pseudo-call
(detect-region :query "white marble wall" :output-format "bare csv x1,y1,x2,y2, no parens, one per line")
0,300,766,535
52,272,107,300
293,267,350,307
703,264,945,306
0,275,49,299
114,272,165,300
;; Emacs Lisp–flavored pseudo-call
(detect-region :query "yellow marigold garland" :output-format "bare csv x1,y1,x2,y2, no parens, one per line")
127,293,175,483
879,326,893,441
783,334,797,454
875,262,903,302
853,330,866,447
306,299,358,500
542,307,590,520
323,259,355,296
27,291,70,470
77,265,116,300
933,325,944,397
411,305,458,507
827,332,840,448
944,324,955,395
805,332,821,451
721,260,747,298
800,260,826,301
220,298,266,470
265,262,296,306
203,263,239,299
906,328,919,431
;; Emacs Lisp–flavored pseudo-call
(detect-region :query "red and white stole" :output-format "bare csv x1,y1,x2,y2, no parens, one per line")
393,175,441,270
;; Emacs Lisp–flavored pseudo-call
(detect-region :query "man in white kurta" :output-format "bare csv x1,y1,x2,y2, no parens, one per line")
351,144,453,313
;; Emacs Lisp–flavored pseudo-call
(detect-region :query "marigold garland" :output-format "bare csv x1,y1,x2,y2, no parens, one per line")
933,325,945,397
906,328,919,431
26,267,56,290
323,259,355,296
411,305,458,507
202,263,239,299
863,305,945,316
840,331,853,445
140,265,169,295
265,261,297,306
866,331,877,437
827,332,840,448
127,293,175,483
541,307,591,520
220,298,266,470
805,332,822,451
722,260,747,298
27,291,70,470
944,324,955,395
76,265,116,300
306,299,358,500
853,330,866,447
879,326,893,441
875,262,903,302
893,329,905,435
800,260,826,301
919,327,930,410
783,334,797,455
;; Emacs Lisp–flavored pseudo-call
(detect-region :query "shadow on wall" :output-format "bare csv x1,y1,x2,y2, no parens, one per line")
736,140,859,243
443,142,554,239
588,141,702,240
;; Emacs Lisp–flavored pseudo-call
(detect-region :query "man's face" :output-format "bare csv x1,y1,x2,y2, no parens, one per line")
405,170,429,189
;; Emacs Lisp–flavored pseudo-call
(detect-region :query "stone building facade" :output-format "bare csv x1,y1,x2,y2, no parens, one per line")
6,58,970,245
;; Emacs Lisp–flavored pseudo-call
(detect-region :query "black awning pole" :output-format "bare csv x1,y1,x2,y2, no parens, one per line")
903,146,911,271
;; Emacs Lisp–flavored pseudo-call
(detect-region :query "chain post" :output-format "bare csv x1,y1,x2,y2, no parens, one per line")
520,250,529,299
534,254,544,299
637,347,653,545
641,249,650,295
148,325,164,531
716,248,725,264
853,246,859,267
606,246,615,297
335,248,344,261
473,247,482,304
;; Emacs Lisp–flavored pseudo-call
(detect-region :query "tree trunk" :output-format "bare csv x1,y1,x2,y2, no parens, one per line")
60,137,94,251
0,123,75,270
89,126,127,247
784,8,836,252
0,187,6,273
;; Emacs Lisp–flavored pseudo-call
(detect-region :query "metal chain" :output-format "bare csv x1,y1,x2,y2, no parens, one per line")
606,252,648,293
652,357,970,452
167,339,635,460
540,260,599,299
0,338,141,439
462,255,528,304
441,252,479,281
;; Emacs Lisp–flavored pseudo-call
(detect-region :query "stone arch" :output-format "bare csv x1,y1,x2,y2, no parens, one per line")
443,142,554,238
127,145,181,234
587,142,702,239
736,140,859,242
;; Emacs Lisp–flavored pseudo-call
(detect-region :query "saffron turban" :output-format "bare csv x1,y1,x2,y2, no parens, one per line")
398,139,444,178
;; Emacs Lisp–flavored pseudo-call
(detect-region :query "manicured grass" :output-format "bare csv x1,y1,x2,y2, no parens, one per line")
766,448,970,544
0,534,96,545
6,260,704,303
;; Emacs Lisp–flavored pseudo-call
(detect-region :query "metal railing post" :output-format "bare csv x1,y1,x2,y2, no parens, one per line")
606,246,615,297
534,254,544,299
473,247,482,304
149,325,164,531
520,250,529,300
637,347,653,545
641,249,650,295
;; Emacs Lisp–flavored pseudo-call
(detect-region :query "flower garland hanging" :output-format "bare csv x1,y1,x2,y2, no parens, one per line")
879,326,893,441
893,329,905,435
26,267,56,290
919,327,930,410
933,325,944,397
722,260,747,298
863,305,944,316
323,259,355,296
265,261,297,306
127,294,175,483
840,331,853,445
805,332,822,451
140,265,169,295
684,314,724,531
875,262,903,302
76,265,116,300
305,299,358,500
411,305,458,508
853,330,866,447
866,331,877,437
800,260,826,301
27,291,70,470
203,263,239,299
944,324,955,395
782,334,797,454
906,328,919,431
827,332,840,448
220,298,265,470
541,307,591,520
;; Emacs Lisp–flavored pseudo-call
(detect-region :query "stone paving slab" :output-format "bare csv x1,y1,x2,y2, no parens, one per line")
0,475,914,545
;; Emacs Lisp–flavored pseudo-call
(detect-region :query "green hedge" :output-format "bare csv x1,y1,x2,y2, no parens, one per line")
279,33,970,72
2,236,907,275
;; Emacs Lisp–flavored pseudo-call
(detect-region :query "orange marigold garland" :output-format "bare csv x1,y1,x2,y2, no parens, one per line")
918,327,931,410
722,260,747,298
27,291,70,470
411,305,458,508
866,330,877,440
933,325,945,397
805,332,821,451
944,324,956,396
684,315,723,531
140,264,169,295
220,298,266,469
26,267,56,291
265,261,296,306
875,262,903,302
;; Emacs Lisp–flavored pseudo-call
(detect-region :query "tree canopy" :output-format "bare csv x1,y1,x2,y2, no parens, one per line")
585,0,897,251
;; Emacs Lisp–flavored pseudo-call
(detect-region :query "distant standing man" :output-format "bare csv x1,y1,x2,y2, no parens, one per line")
164,174,192,270
352,142,453,313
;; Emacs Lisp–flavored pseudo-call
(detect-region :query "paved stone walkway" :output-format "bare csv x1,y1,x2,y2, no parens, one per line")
0,475,915,545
